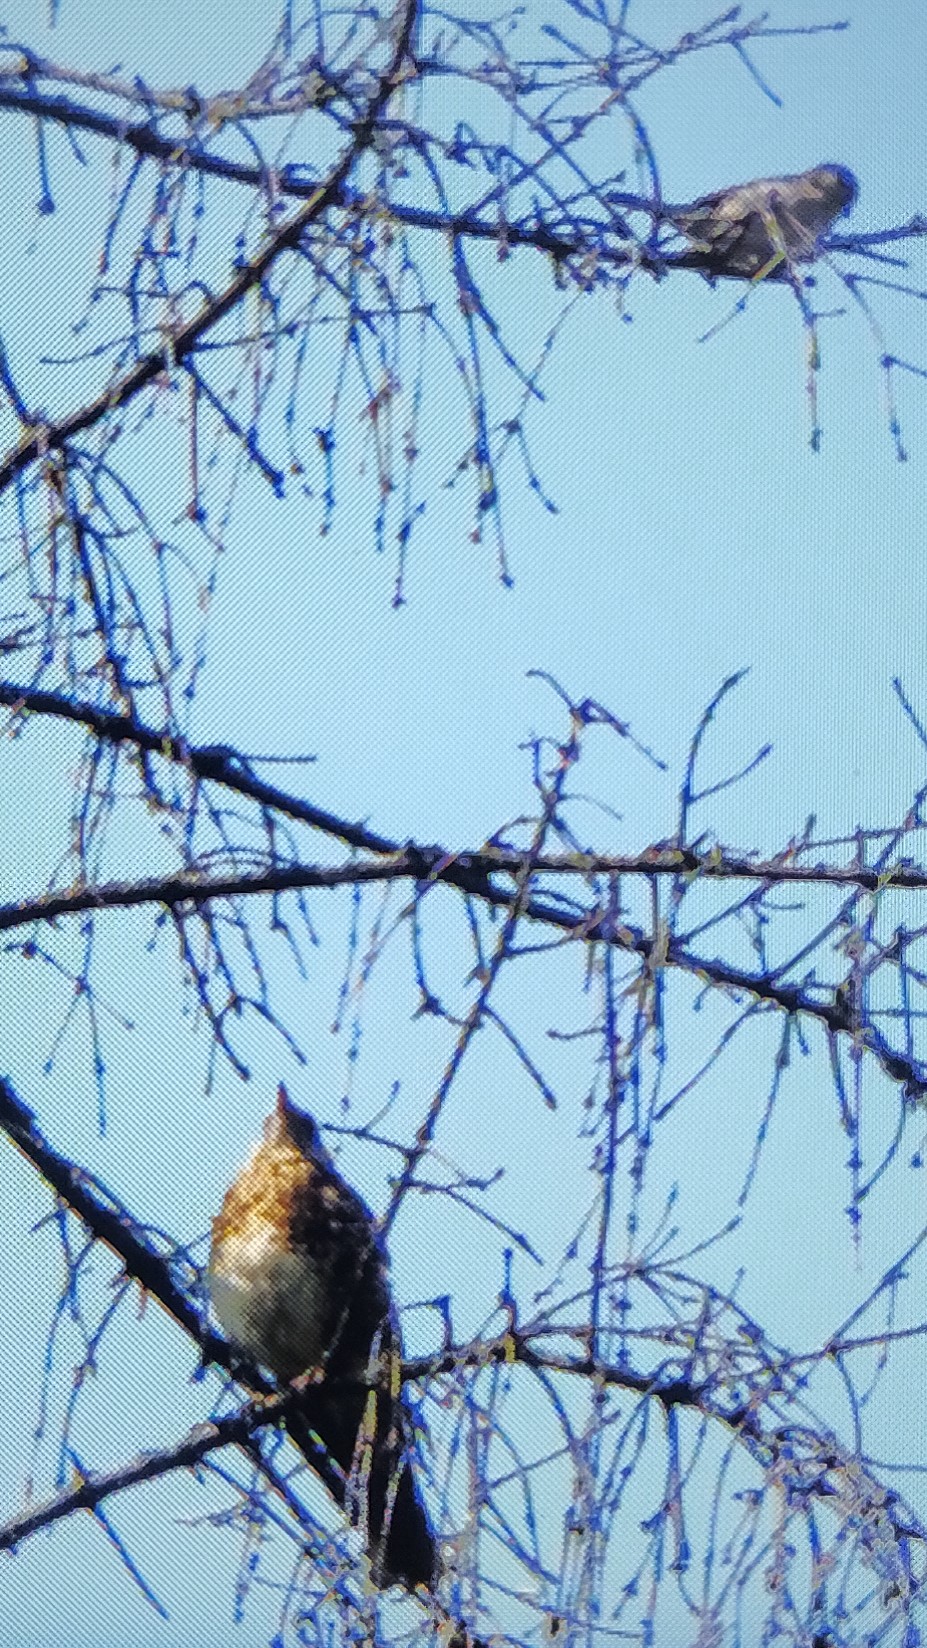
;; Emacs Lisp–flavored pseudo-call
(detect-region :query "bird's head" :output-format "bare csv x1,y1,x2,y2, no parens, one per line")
264,1082,324,1156
812,162,859,217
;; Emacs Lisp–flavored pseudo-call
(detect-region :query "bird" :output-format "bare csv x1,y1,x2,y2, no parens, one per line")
664,163,858,279
208,1083,435,1592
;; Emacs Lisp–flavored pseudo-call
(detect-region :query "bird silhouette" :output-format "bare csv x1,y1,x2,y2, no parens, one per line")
665,163,858,278
208,1084,434,1591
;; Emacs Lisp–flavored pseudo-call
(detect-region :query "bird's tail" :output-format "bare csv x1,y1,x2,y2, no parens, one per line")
286,1382,435,1592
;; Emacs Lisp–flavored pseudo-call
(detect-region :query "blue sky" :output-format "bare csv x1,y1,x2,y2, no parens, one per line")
1,3,926,1646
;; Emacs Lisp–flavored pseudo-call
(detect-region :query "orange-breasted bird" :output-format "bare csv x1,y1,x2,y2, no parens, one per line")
208,1084,434,1591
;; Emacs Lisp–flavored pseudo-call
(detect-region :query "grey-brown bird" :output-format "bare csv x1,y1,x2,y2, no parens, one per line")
666,162,858,279
208,1084,434,1591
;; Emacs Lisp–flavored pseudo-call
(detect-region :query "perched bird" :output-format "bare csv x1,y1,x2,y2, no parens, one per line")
665,163,858,279
208,1084,434,1591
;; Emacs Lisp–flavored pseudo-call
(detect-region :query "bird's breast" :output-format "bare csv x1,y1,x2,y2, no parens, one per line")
209,1215,330,1383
